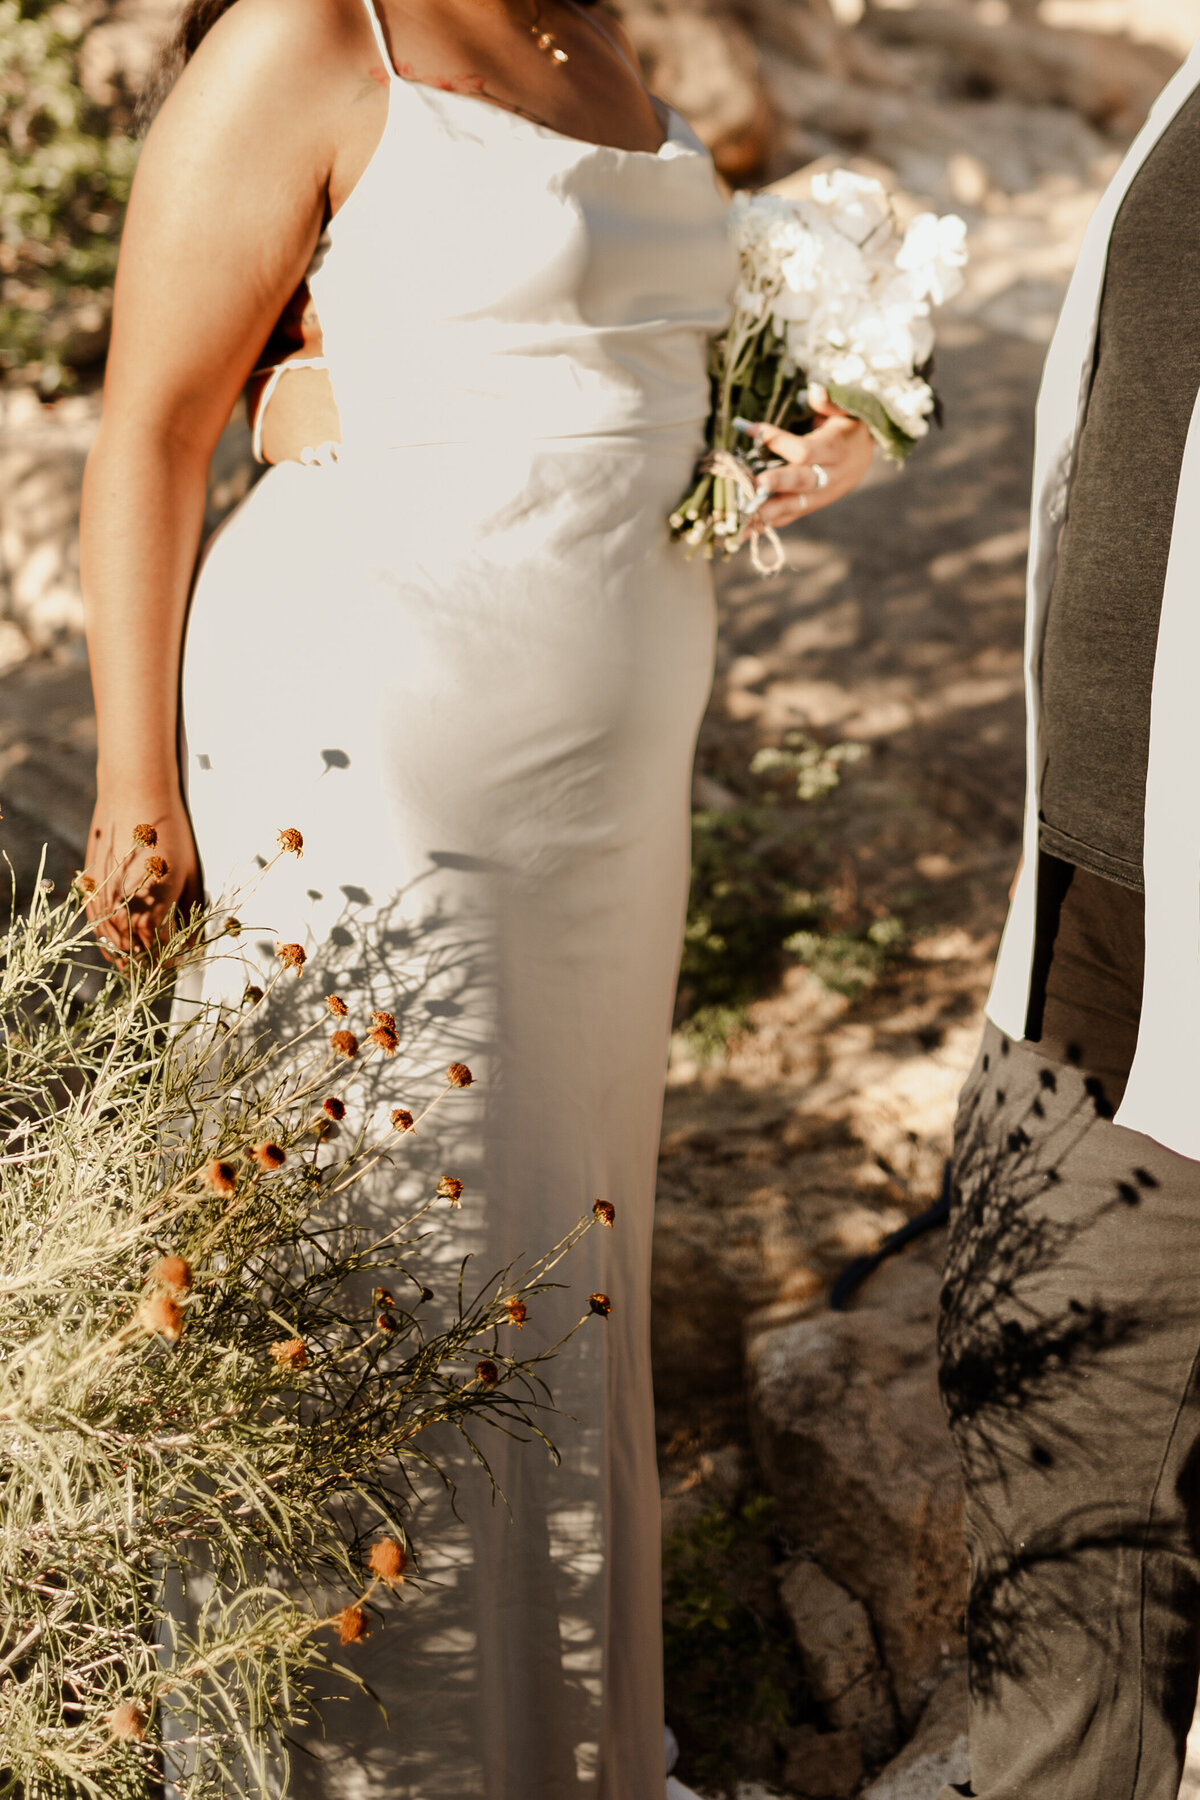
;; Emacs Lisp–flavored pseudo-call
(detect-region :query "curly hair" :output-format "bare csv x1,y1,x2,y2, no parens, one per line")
137,0,601,133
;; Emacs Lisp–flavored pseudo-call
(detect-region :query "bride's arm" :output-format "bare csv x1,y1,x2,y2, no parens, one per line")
81,0,368,953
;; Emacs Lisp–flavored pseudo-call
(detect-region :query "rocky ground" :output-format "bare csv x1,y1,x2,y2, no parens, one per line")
6,0,1200,1794
653,237,1043,1795
649,7,1200,1795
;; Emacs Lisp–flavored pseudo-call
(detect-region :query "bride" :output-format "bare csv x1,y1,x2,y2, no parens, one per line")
80,0,872,1791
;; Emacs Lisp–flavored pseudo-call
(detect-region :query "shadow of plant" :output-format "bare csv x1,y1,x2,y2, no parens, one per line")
937,1027,1199,1712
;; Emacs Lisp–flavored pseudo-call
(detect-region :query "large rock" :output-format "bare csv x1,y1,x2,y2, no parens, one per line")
779,1557,898,1767
0,389,257,667
660,1440,746,1537
782,1724,863,1799
743,0,854,80
864,8,1178,137
617,0,776,180
747,1256,965,1724
0,655,99,896
0,391,98,660
763,59,1112,201
651,1212,750,1413
862,1665,969,1800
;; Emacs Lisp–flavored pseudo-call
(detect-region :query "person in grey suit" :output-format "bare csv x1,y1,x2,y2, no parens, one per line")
940,37,1200,1800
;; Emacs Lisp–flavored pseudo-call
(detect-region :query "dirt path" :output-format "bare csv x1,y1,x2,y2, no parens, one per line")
653,296,1046,1446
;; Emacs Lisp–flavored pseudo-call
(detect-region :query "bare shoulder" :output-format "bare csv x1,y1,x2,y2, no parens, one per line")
144,0,374,159
107,0,386,442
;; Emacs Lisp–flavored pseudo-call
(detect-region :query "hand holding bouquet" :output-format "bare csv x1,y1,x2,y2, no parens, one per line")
671,170,968,572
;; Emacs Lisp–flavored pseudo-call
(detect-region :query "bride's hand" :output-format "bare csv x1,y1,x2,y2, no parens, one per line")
84,796,204,964
750,384,875,529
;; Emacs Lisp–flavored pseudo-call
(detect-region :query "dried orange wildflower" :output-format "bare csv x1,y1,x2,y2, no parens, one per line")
224,916,242,937
326,994,348,1017
376,1311,397,1333
277,827,304,857
143,855,169,882
323,1097,346,1121
593,1198,616,1228
74,871,96,896
369,1539,407,1585
131,823,157,849
108,1700,147,1742
137,1292,183,1341
270,1337,308,1369
369,1022,399,1057
370,1010,396,1031
475,1359,500,1388
201,1160,237,1197
276,942,306,977
152,1255,192,1294
390,1108,414,1133
242,984,264,1006
436,1175,464,1208
446,1062,474,1088
251,1141,287,1173
374,1287,396,1309
335,1604,370,1645
504,1297,528,1330
331,1029,359,1059
589,1293,612,1318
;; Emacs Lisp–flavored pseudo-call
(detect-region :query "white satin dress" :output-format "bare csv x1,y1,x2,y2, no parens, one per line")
179,7,734,1795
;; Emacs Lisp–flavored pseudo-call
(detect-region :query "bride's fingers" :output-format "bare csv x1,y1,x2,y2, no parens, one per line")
807,381,848,421
89,911,131,969
752,424,860,507
753,415,874,527
755,410,861,469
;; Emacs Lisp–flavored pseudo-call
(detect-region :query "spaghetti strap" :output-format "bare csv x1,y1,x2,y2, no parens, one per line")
576,3,643,79
356,0,395,76
249,356,330,464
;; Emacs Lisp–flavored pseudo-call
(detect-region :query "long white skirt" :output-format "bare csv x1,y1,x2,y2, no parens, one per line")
178,438,715,1800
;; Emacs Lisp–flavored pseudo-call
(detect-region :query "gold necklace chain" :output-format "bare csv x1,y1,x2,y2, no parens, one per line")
528,0,569,64
427,0,570,61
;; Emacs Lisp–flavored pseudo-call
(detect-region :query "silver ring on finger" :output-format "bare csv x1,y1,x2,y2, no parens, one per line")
810,462,830,491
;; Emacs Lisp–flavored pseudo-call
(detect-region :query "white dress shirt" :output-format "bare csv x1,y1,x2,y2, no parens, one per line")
987,34,1200,1159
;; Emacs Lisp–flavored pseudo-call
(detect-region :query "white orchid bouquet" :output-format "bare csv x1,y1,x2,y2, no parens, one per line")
670,170,968,569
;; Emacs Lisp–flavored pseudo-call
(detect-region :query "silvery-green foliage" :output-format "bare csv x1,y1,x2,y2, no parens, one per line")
750,731,868,804
0,854,601,1796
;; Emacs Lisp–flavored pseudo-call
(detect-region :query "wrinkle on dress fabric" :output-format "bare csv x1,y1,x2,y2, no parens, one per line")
176,16,735,1799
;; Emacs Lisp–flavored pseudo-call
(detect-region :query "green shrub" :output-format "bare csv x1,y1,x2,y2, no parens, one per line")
784,912,907,1000
678,732,903,1057
681,805,825,1019
663,1495,809,1795
1,0,137,388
